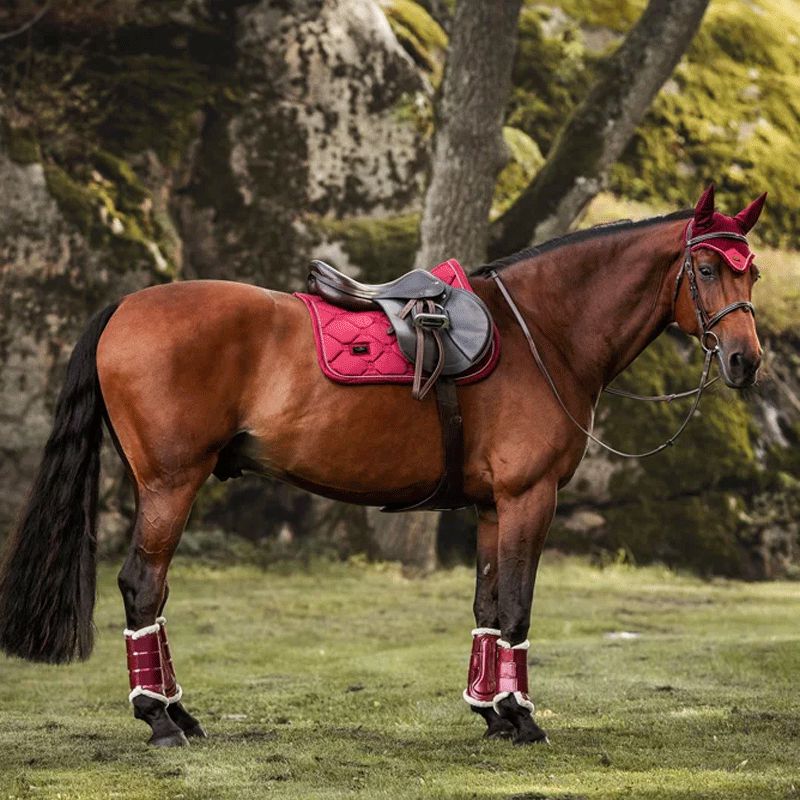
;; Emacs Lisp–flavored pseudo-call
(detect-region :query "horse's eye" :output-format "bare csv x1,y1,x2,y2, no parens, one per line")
699,265,715,278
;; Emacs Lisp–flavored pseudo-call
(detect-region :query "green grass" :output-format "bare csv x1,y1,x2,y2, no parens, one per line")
2,555,800,799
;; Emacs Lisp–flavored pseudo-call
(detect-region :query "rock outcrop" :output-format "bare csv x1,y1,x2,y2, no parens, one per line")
0,0,797,578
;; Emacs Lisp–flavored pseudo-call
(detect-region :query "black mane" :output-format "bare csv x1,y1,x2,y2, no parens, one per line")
472,209,693,276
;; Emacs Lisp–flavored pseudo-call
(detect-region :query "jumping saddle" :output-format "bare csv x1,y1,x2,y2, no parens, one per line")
308,260,494,401
306,259,496,512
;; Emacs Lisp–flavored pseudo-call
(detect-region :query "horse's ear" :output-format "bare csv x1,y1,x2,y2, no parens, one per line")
734,192,767,233
693,184,715,228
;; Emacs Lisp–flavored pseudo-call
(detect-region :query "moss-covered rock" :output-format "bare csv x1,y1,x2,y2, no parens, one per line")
492,126,544,219
380,0,448,84
551,328,800,578
506,0,800,246
0,8,233,277
507,6,594,157
312,213,420,281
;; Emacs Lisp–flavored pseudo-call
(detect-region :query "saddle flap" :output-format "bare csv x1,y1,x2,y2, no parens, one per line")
375,287,493,375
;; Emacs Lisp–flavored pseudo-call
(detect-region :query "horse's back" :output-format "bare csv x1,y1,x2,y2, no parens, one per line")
95,279,444,504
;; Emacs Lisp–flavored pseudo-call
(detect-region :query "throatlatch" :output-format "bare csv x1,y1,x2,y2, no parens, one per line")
124,617,182,705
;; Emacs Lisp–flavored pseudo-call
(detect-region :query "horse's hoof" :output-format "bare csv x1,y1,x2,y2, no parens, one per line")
149,730,189,748
513,730,550,746
484,719,515,739
183,723,208,739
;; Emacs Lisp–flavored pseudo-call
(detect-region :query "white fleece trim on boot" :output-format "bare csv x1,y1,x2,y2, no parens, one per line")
462,689,495,708
166,683,183,705
492,690,535,714
470,627,501,637
497,638,530,650
129,686,169,705
123,622,161,639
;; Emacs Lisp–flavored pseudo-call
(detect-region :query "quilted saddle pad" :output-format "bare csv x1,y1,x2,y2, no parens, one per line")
295,259,500,386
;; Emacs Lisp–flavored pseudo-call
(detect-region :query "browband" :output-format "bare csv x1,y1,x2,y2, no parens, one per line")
687,230,749,246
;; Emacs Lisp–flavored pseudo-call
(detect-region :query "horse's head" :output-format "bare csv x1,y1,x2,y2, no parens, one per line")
673,184,766,388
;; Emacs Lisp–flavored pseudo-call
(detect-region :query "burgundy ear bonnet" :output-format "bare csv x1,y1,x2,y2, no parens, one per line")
690,185,767,272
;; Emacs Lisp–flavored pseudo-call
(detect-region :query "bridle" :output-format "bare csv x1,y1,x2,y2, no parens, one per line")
490,223,757,459
670,222,755,355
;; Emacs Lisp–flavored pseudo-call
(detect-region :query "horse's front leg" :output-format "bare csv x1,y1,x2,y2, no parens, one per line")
463,506,515,739
493,482,557,745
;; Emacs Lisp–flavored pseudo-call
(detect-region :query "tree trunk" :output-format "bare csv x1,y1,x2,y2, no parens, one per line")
488,0,710,259
415,0,523,268
365,508,439,574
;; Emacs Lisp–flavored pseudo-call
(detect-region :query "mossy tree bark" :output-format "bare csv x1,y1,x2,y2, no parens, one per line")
488,0,710,259
403,0,521,571
415,0,522,268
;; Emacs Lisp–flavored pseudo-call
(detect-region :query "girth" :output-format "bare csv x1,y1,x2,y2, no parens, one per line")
305,259,494,512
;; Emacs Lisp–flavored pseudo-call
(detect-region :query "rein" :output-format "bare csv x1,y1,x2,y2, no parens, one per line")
490,224,756,459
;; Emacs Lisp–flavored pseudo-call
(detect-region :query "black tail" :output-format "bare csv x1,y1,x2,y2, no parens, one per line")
0,302,119,663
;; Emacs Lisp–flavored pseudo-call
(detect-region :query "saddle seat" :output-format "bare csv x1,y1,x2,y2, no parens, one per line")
306,259,494,392
307,259,446,311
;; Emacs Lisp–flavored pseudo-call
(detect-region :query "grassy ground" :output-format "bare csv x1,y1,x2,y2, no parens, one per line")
1,555,800,799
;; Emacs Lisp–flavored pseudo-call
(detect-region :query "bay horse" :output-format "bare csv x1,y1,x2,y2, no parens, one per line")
0,185,764,746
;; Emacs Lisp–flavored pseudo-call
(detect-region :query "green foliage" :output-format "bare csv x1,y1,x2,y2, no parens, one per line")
2,558,800,798
2,120,40,164
549,0,644,32
507,6,594,156
506,1,800,246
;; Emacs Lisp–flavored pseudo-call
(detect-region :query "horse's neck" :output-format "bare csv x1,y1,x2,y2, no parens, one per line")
497,220,685,394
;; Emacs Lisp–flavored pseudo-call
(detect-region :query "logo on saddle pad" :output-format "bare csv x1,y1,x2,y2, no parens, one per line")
689,184,766,272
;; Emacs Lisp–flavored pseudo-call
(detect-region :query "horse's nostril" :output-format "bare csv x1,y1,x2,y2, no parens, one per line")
727,350,759,385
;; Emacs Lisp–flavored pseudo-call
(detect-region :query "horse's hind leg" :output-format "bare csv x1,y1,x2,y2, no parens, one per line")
118,462,213,747
463,506,514,739
157,583,207,739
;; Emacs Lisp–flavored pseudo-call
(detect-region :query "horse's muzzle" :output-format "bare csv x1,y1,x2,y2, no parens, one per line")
719,346,761,388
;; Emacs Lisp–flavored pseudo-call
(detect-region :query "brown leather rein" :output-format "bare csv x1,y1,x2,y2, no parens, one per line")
490,224,756,459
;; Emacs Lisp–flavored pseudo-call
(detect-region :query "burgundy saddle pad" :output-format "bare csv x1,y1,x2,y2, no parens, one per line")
295,259,500,386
